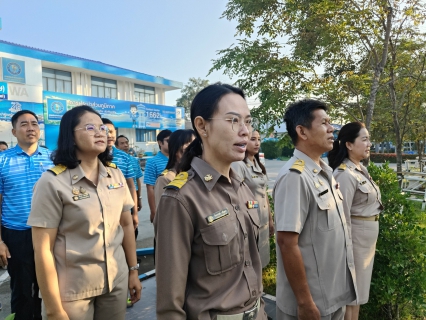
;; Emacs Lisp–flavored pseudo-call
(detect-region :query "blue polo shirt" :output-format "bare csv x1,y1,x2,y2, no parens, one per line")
0,145,54,230
143,151,168,186
129,156,143,191
111,146,135,180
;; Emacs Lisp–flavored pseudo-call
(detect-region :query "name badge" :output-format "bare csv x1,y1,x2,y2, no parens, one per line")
73,194,90,201
318,189,329,197
206,209,229,224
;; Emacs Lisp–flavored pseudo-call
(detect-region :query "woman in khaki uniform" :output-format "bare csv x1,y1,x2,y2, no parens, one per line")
154,129,195,210
154,83,267,319
231,130,274,268
328,122,383,320
28,106,141,320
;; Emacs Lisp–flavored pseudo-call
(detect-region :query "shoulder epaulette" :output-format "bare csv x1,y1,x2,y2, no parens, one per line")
338,163,347,171
48,164,67,176
160,169,169,176
107,163,117,169
289,159,305,174
166,172,188,190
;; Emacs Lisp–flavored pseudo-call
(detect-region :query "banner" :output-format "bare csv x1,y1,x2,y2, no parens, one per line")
43,91,185,130
0,100,44,122
0,82,8,100
2,58,26,84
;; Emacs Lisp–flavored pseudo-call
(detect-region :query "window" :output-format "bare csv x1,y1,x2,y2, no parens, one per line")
136,129,157,142
91,76,117,99
42,68,72,93
134,84,155,103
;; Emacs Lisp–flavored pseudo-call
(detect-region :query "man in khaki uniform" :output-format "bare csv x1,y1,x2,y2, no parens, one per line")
273,99,357,320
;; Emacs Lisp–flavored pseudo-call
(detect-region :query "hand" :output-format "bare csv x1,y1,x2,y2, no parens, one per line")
137,198,142,211
150,211,155,223
269,221,275,237
46,310,70,320
297,302,320,320
0,242,11,267
128,271,142,304
132,215,139,231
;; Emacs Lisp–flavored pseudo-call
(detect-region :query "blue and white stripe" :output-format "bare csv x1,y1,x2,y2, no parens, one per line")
143,152,168,186
111,146,135,180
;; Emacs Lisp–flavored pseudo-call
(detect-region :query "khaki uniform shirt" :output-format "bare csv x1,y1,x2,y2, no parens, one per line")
27,161,134,301
154,170,176,210
154,157,266,320
333,159,383,234
232,159,270,268
273,149,357,316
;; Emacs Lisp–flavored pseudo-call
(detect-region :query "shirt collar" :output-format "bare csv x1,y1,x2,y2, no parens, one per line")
293,149,332,177
190,157,242,192
343,158,368,176
14,144,43,156
69,160,109,185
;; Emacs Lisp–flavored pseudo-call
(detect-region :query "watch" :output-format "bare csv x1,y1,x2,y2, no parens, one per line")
129,264,139,271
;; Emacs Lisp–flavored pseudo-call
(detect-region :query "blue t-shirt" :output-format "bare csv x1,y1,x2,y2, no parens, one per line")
129,156,143,191
111,146,135,180
0,145,54,230
143,151,168,186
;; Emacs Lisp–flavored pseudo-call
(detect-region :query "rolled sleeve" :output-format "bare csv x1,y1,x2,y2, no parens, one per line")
274,172,309,234
28,172,63,228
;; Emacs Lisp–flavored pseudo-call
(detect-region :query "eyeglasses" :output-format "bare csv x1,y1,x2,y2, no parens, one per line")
74,124,109,136
208,117,259,133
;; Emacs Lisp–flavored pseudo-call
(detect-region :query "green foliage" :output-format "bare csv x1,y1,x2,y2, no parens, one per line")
176,78,209,119
361,163,426,319
263,193,277,295
261,140,281,159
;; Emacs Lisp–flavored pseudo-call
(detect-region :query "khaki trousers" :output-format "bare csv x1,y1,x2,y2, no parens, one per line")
277,306,346,320
42,274,128,320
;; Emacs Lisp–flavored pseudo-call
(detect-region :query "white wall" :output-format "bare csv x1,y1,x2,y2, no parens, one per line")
0,53,43,102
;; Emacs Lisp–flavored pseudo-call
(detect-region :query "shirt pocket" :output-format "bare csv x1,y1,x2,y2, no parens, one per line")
317,197,336,232
356,183,374,205
200,216,242,275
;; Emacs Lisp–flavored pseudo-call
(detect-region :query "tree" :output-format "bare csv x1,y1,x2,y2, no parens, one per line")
210,0,426,170
176,78,209,119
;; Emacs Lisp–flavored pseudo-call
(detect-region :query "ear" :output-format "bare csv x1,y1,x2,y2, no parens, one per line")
11,128,16,138
295,125,308,141
193,116,208,137
345,141,352,151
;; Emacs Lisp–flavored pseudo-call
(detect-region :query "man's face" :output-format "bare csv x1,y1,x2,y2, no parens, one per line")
12,113,40,147
299,109,334,154
105,123,116,148
116,137,130,153
0,144,7,152
158,136,170,154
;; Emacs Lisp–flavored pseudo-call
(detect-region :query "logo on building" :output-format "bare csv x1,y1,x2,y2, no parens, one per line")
47,98,67,121
6,62,22,76
1,58,26,84
9,101,22,113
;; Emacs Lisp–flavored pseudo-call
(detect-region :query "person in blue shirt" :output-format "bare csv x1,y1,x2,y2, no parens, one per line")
116,135,143,241
102,119,138,231
144,130,171,223
0,110,54,320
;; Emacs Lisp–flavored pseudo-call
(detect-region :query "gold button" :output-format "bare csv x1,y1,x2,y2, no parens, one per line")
72,175,78,180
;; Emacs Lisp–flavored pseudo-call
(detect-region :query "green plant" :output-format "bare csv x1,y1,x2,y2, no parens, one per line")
370,153,418,163
360,163,426,319
261,140,281,159
262,194,277,295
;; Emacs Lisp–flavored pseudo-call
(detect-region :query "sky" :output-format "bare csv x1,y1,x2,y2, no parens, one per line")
0,0,247,106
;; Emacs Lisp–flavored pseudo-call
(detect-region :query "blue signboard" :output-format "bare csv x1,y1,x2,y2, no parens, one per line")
0,81,8,100
43,91,185,130
2,58,26,84
0,100,44,122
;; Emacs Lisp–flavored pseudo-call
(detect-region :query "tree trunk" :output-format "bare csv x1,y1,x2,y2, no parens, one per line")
365,7,393,132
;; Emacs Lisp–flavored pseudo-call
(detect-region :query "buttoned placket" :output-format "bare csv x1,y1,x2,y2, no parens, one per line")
228,179,260,304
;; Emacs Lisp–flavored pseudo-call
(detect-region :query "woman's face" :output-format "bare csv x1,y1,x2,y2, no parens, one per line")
203,93,251,164
176,135,195,162
247,130,261,157
347,128,372,162
74,112,107,158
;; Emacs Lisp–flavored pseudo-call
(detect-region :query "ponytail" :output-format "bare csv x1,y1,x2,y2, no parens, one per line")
328,139,347,170
178,136,203,172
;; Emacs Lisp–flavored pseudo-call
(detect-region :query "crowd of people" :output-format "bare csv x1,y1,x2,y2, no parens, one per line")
0,83,383,320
